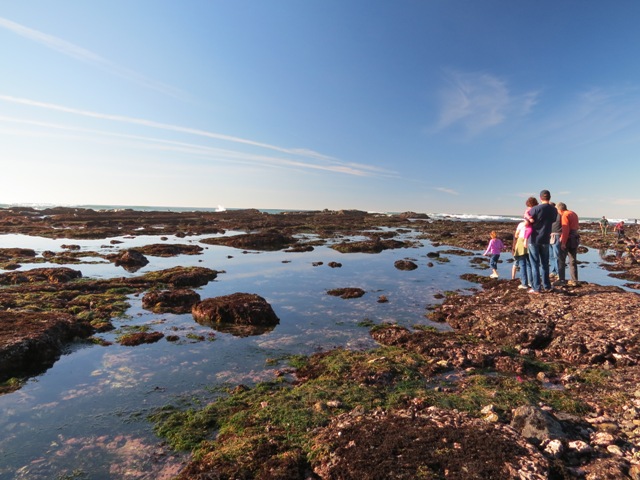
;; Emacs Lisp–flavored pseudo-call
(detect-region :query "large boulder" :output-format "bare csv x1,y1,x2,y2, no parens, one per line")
192,293,279,335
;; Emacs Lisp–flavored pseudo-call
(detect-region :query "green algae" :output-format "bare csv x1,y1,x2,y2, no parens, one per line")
150,344,591,476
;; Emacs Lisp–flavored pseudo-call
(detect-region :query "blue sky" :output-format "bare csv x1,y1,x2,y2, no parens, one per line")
2,1,640,217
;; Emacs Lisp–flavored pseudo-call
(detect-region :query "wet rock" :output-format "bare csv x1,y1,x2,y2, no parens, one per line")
109,249,149,269
0,248,36,261
0,267,82,285
200,231,297,251
327,288,365,299
331,238,412,254
135,243,204,257
394,259,418,270
0,311,93,382
117,331,164,346
192,293,279,328
142,289,201,313
143,266,218,288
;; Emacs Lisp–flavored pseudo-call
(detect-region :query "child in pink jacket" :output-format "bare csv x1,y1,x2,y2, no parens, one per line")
483,231,504,278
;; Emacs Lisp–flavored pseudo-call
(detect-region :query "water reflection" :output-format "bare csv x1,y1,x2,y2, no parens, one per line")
0,231,635,478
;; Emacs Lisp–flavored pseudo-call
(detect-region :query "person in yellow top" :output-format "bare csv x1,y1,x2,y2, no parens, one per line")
556,202,580,286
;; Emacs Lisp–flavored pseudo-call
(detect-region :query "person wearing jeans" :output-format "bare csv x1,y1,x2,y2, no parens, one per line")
548,203,562,278
526,190,558,294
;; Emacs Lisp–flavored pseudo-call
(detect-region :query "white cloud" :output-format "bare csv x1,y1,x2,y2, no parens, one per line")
435,69,539,136
0,99,395,178
435,187,459,195
0,16,187,100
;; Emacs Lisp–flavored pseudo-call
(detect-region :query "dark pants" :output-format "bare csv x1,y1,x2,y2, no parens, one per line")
558,246,578,282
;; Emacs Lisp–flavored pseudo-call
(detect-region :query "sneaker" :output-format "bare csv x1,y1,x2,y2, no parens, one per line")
490,273,499,278
518,284,528,290
553,280,567,286
544,287,556,293
527,289,540,295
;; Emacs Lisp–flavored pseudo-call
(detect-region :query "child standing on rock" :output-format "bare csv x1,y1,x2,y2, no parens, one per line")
483,231,504,278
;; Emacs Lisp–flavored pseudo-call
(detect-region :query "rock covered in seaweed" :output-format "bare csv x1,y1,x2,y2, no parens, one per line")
192,293,279,328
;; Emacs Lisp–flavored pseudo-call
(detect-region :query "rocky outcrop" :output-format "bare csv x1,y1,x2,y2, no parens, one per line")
0,267,82,285
0,311,93,382
200,231,297,251
135,243,204,257
142,289,201,313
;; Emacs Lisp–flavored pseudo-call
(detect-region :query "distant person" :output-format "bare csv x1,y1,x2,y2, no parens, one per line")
599,216,609,237
614,221,626,241
555,202,580,286
522,197,538,247
548,202,561,279
483,231,504,278
526,189,557,294
512,220,532,289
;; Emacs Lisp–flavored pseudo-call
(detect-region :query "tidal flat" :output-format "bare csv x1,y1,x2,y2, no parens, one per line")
1,207,640,479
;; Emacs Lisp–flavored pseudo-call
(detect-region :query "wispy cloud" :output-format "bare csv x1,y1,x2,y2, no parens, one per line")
0,98,395,178
612,198,640,206
435,187,459,195
435,69,539,136
0,17,187,100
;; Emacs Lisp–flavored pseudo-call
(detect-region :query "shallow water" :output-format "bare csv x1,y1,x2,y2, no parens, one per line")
0,231,631,479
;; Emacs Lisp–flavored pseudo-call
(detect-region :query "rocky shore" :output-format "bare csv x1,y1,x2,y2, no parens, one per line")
2,206,640,478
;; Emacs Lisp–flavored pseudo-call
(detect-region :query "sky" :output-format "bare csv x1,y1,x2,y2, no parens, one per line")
2,1,640,217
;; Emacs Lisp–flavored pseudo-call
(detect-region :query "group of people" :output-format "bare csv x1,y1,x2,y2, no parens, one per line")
483,189,580,294
599,215,627,241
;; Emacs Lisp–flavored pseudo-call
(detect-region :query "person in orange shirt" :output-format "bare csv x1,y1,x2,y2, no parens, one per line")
556,202,580,286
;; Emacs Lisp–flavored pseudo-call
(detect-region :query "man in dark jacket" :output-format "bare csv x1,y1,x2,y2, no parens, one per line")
526,190,558,294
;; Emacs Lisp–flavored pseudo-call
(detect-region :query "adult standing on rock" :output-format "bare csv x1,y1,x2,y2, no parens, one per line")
599,216,609,237
548,202,562,280
555,202,580,286
526,190,557,294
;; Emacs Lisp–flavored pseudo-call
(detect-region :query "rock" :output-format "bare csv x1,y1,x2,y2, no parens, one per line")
192,293,279,327
327,288,365,299
0,311,93,382
135,243,204,257
394,259,418,271
0,267,82,285
142,289,201,313
510,405,565,444
543,438,564,458
109,249,149,270
200,231,297,251
118,331,164,346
